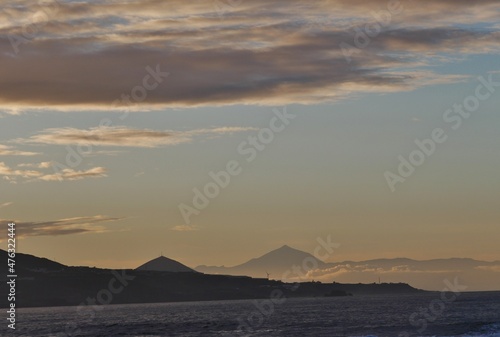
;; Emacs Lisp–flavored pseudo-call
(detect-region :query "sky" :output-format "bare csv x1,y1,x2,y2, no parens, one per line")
0,0,499,277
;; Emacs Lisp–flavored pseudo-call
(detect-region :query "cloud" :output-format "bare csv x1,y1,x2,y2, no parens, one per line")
0,162,43,179
475,265,500,273
18,161,52,168
0,202,13,208
18,126,256,148
0,108,23,117
289,263,463,282
171,225,199,232
0,145,39,156
0,161,107,183
37,167,107,181
0,0,498,110
0,215,124,239
83,150,127,157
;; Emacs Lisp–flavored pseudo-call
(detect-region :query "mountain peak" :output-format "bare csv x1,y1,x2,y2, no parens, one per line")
272,244,309,255
241,244,327,269
195,244,328,278
276,244,305,252
136,255,195,273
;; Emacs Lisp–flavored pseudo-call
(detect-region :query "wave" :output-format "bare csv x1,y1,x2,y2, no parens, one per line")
350,323,500,337
458,323,500,337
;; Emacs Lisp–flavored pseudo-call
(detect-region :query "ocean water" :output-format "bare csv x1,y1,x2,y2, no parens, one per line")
12,292,500,337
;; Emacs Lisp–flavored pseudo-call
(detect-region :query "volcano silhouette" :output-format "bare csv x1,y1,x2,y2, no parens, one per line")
136,255,195,272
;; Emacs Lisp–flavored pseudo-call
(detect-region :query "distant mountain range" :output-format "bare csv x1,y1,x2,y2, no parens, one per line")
0,249,423,308
2,245,499,294
195,245,500,291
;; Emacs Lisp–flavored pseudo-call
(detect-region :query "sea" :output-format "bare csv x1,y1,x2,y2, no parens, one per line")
11,291,500,337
